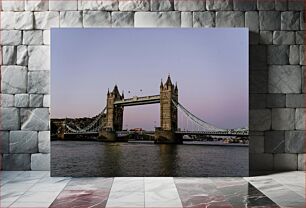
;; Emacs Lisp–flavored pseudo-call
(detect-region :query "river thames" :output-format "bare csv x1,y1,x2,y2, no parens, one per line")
51,140,248,177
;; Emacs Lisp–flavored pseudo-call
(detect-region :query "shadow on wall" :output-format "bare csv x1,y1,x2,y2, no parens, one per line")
248,29,305,175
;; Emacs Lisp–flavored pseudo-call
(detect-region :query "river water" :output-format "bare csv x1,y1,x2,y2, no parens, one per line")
51,140,248,177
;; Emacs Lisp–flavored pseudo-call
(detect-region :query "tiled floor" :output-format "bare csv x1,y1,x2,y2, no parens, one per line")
1,171,305,208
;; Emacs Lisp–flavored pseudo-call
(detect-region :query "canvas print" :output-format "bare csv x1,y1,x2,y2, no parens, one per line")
51,28,249,177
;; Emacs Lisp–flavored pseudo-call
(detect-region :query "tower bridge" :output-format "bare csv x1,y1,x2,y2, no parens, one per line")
53,75,248,144
101,75,179,143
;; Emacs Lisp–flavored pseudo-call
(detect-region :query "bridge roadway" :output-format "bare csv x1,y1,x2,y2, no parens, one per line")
114,95,160,106
175,131,248,137
116,130,248,137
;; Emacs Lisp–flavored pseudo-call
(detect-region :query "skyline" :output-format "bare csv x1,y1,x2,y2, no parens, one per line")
51,28,248,130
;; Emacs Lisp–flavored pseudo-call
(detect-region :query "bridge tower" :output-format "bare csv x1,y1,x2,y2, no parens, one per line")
58,120,66,140
105,85,124,130
99,85,124,141
156,75,181,143
52,119,66,140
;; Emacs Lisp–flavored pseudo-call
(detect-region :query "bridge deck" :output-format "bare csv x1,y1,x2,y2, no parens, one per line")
116,131,248,137
175,131,248,136
114,95,160,106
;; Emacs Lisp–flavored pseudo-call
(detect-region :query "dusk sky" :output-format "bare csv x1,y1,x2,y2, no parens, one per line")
51,28,248,130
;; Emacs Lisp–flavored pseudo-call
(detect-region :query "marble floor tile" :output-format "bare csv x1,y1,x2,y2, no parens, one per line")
10,190,61,202
211,178,249,204
145,177,177,192
106,191,144,208
115,177,144,181
245,176,305,208
245,184,280,207
27,177,71,192
145,177,175,181
3,171,47,186
0,171,304,208
145,178,182,208
0,171,24,186
1,171,24,179
175,178,231,208
1,181,37,194
263,188,305,208
9,191,61,208
1,173,45,208
50,177,113,208
268,171,305,198
65,178,113,191
35,176,71,183
6,178,40,185
175,177,281,208
9,201,51,208
175,179,220,197
220,182,279,207
1,193,22,208
210,177,248,188
50,190,109,208
145,189,183,208
13,171,49,181
111,177,144,192
174,177,215,184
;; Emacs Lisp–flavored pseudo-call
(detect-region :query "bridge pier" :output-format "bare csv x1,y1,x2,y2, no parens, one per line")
51,120,65,139
98,129,117,142
58,130,65,140
154,128,182,144
98,129,129,142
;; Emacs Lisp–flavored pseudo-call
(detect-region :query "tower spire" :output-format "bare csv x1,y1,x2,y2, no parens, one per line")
165,74,172,86
113,84,118,93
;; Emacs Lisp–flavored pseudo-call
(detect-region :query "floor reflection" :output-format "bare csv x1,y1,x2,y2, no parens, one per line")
174,178,280,208
50,178,113,208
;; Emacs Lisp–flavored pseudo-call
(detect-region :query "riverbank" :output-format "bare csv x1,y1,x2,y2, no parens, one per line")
51,139,248,147
183,141,249,147
128,140,248,147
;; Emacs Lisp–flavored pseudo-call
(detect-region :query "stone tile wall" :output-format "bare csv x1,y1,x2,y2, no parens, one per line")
0,0,304,173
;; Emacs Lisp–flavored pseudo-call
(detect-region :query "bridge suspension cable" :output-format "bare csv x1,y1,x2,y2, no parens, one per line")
172,100,226,132
65,107,106,133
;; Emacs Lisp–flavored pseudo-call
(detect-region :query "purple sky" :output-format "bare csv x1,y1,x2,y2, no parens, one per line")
51,28,248,130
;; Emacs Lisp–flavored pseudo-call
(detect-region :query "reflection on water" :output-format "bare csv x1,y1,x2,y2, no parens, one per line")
51,141,248,177
159,145,177,176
